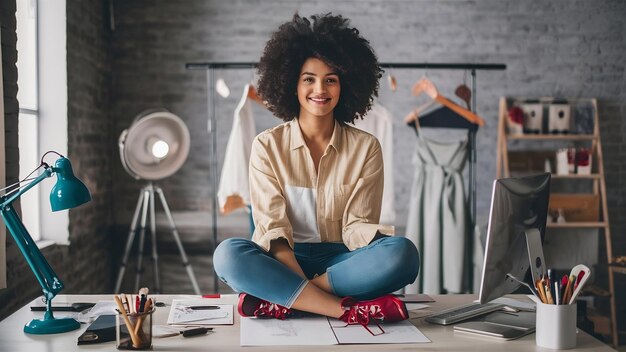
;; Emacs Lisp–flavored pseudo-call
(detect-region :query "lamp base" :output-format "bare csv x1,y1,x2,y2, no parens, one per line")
24,317,80,334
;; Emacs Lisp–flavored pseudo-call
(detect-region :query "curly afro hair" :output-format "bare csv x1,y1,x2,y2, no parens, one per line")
257,13,382,124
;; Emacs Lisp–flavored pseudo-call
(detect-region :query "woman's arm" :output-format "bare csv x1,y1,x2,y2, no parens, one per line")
342,139,395,250
249,136,308,279
269,238,307,279
249,136,295,252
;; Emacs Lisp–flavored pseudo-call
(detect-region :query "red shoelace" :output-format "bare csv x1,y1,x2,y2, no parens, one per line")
340,300,386,336
254,301,292,320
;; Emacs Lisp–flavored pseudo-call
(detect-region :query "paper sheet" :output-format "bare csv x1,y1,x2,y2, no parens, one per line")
406,303,429,311
240,316,337,346
167,299,233,325
397,294,435,303
329,319,431,344
241,316,431,346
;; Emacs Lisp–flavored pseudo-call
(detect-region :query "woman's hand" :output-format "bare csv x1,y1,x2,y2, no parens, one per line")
269,238,308,280
369,231,389,244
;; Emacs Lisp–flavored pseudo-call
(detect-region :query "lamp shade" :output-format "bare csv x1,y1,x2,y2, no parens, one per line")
49,157,91,212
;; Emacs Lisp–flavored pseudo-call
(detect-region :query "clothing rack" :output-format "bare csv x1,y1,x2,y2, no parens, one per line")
186,62,506,292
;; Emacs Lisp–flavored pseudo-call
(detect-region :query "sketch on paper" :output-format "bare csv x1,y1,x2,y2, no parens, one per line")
240,316,431,346
240,317,336,346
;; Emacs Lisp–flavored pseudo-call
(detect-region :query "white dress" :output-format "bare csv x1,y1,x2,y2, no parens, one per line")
217,84,257,214
405,132,468,294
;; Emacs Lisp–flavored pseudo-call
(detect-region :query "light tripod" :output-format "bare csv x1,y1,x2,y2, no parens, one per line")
114,182,200,294
116,109,199,294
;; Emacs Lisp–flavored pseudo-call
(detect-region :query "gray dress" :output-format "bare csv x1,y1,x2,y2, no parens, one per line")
405,132,468,294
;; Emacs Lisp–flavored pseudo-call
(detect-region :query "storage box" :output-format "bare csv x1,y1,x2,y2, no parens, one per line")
548,194,599,222
549,104,571,134
522,103,543,133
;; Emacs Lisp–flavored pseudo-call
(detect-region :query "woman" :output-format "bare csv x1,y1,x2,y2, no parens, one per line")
214,13,419,332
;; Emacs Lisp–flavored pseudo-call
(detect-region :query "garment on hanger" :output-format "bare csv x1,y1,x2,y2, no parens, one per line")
217,84,257,215
354,103,395,224
410,105,479,131
405,125,468,294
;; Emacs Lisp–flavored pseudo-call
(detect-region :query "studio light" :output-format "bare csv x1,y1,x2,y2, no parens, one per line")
115,109,200,294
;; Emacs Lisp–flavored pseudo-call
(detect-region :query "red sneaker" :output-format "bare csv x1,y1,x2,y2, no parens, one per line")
238,293,293,320
339,294,409,335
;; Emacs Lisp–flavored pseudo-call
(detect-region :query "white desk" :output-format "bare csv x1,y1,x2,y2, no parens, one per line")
0,294,615,351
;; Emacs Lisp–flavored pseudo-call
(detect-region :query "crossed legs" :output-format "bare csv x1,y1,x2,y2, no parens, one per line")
213,236,419,318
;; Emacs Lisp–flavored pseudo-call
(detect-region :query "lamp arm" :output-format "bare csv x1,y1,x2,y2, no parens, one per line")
2,168,53,205
0,167,63,302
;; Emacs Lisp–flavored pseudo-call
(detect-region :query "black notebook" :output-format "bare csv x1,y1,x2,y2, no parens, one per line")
77,315,116,345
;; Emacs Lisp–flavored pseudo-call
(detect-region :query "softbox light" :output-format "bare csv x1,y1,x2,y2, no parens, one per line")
115,109,200,295
119,109,190,181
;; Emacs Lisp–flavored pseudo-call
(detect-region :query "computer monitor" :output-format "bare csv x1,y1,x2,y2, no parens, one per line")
479,173,551,304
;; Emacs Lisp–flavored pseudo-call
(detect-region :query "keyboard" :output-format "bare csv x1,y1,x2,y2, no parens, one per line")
425,302,505,325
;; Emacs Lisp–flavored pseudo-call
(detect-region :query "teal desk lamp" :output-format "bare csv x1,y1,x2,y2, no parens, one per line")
0,153,91,334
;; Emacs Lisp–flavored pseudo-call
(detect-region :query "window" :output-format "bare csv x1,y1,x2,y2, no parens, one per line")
16,0,69,245
16,0,40,241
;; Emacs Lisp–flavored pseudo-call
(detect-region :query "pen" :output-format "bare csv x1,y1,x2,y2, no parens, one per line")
139,294,147,312
188,305,221,310
121,294,131,314
134,298,153,336
535,279,547,304
182,327,212,337
554,281,560,305
563,275,575,304
544,280,554,304
560,275,568,303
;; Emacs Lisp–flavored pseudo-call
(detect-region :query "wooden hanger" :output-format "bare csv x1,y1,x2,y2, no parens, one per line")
411,77,485,126
403,99,437,124
387,73,398,92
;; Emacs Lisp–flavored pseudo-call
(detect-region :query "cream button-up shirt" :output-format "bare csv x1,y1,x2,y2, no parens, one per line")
249,118,394,252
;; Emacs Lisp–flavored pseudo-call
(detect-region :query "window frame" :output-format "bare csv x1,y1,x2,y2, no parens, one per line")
17,0,69,246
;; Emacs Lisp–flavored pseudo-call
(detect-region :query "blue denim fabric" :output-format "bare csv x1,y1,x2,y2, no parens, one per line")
213,236,419,307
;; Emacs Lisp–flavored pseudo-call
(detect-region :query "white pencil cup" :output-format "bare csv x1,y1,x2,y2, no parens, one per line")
536,302,577,350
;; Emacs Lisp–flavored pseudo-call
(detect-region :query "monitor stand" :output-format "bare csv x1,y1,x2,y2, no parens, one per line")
525,228,547,286
454,229,545,340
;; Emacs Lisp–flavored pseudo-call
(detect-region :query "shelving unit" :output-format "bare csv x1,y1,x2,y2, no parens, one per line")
496,97,620,347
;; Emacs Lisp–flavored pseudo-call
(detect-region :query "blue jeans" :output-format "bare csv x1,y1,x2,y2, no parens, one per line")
213,236,419,308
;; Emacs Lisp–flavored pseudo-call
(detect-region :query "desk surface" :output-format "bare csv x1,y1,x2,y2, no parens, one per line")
0,294,615,351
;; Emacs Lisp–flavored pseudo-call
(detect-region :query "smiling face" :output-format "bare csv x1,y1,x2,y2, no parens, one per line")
297,57,341,121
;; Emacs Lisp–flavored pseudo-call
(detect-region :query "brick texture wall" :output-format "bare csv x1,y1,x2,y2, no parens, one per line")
65,0,113,296
0,0,27,320
0,0,114,320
